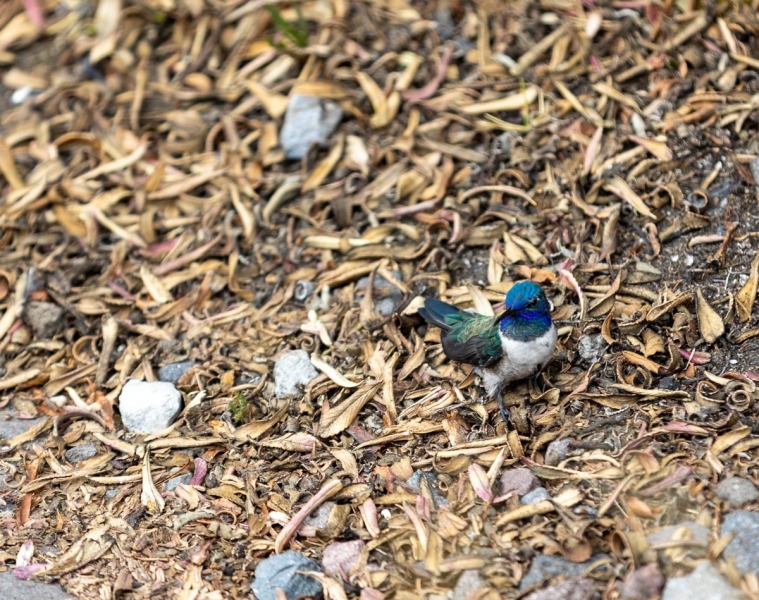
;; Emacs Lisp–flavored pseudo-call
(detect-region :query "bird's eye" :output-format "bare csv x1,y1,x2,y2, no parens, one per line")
528,297,538,307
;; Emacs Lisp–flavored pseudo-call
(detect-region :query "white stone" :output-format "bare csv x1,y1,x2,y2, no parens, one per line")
280,94,343,159
118,380,182,433
274,350,319,397
662,562,745,600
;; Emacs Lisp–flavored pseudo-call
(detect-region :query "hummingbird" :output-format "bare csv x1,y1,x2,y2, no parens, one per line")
418,281,557,421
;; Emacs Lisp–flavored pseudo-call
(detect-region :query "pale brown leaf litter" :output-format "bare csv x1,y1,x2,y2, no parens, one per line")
1,0,759,598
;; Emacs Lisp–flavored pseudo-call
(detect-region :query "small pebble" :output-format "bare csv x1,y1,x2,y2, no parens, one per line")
750,156,759,187
0,409,47,441
647,521,710,547
158,360,196,384
406,471,447,507
165,473,192,491
0,571,73,600
721,510,759,576
322,540,364,580
520,554,609,590
303,502,336,531
661,561,744,600
521,487,551,505
577,334,606,364
118,379,183,433
545,438,574,466
619,563,664,600
659,376,680,391
24,301,64,339
280,94,343,160
452,570,488,600
499,467,539,498
715,477,758,507
250,551,323,600
524,577,598,600
274,350,319,398
64,443,97,464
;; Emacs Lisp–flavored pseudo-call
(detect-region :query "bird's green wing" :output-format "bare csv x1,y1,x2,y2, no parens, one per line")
441,313,503,367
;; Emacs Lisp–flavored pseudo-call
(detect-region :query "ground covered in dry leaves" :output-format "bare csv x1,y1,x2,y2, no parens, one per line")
1,0,759,598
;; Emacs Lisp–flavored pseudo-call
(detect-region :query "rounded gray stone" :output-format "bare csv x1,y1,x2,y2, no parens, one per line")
577,334,606,364
273,350,319,398
24,301,64,339
118,379,183,433
250,551,323,600
662,561,745,600
722,511,759,576
280,94,343,160
64,443,98,463
716,477,758,507
521,487,551,505
0,571,73,600
158,360,196,384
499,467,539,498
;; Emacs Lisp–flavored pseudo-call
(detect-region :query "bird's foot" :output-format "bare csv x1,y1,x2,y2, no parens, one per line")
497,393,510,423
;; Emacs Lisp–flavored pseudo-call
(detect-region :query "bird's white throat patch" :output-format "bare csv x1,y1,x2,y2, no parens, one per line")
476,326,557,397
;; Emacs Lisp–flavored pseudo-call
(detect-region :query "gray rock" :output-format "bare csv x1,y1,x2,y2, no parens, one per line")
659,376,680,391
118,379,183,433
406,471,447,507
64,443,97,463
722,511,759,576
274,350,319,398
577,334,606,364
716,477,758,507
104,489,120,500
524,577,598,600
357,272,403,316
24,301,64,339
545,438,574,466
452,570,488,600
250,551,323,600
520,554,609,590
158,360,196,384
499,468,539,498
0,571,73,600
647,521,710,547
280,94,343,160
322,540,364,580
0,409,46,441
521,487,551,505
303,502,335,530
662,561,746,600
374,297,399,317
619,563,664,600
165,473,192,491
0,495,15,514
750,156,759,187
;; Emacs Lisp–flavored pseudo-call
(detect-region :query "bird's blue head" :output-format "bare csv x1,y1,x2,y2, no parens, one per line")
499,281,552,341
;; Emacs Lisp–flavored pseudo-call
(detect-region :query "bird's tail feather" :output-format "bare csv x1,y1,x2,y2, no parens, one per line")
418,298,461,331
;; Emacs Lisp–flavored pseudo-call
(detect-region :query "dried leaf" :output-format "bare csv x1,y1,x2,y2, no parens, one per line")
695,289,724,343
318,383,381,438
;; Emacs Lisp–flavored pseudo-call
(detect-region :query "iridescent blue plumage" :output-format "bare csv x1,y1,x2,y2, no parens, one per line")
499,281,553,341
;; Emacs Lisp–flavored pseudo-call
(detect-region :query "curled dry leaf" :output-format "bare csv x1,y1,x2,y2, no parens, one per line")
140,450,165,514
311,354,359,388
318,383,381,438
695,289,724,343
736,252,759,323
